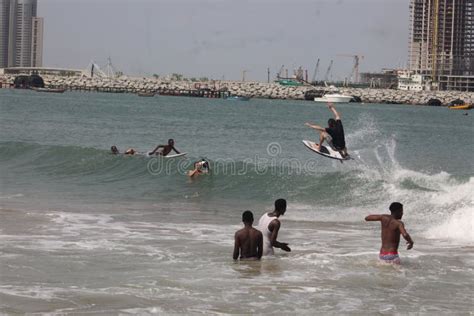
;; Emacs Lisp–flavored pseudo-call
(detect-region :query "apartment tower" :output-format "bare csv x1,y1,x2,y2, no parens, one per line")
0,0,43,68
408,0,473,80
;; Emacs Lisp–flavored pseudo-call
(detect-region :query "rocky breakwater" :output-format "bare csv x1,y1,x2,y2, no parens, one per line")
337,87,474,106
1,74,472,106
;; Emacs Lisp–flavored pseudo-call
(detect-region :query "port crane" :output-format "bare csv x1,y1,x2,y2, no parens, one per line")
311,59,320,82
277,65,284,79
324,60,333,82
337,54,364,83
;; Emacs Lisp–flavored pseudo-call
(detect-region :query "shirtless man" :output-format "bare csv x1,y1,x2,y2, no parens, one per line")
233,211,263,260
365,202,414,264
305,102,348,158
256,199,291,256
148,139,180,156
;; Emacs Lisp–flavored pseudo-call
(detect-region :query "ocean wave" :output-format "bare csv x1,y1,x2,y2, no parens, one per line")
1,140,473,244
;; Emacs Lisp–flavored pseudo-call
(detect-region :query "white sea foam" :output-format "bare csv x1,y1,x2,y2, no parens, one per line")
424,206,474,244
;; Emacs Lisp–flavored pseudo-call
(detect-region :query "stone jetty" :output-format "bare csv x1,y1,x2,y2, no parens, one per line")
1,74,472,106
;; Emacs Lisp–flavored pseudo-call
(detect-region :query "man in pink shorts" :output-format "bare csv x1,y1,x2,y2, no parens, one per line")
365,202,414,264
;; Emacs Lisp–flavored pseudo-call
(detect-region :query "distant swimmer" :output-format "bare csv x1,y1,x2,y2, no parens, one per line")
256,199,291,256
365,202,414,264
111,146,136,155
233,210,263,260
187,159,210,177
149,139,180,156
305,102,349,158
124,148,136,155
111,145,119,154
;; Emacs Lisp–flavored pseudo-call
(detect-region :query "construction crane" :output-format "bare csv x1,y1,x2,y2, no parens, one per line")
277,65,284,79
337,54,364,83
311,58,320,82
324,60,333,82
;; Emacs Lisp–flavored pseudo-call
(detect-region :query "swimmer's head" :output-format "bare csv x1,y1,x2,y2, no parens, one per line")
389,202,403,219
111,146,119,154
328,118,336,128
242,210,254,224
275,199,287,215
168,139,174,146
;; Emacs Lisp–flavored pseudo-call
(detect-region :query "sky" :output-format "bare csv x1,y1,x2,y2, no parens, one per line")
39,0,410,81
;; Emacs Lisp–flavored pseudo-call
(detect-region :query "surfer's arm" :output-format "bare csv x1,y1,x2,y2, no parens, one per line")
305,123,325,132
172,146,180,154
365,215,383,221
149,145,164,154
398,221,414,250
233,233,240,260
327,103,341,120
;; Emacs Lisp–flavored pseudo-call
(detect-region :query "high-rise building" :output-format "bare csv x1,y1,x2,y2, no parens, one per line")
31,16,43,67
407,0,474,90
0,0,43,68
0,0,10,67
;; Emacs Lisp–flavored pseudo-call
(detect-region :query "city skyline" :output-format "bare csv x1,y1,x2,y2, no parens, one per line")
38,0,410,81
0,0,43,68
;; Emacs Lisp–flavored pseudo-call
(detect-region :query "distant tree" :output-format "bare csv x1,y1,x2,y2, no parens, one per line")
199,77,209,82
152,74,160,79
190,77,198,82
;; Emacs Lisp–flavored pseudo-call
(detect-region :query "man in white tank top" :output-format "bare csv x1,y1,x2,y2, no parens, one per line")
257,199,291,256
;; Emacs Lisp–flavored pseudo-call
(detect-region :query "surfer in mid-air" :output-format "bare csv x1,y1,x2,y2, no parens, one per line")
305,103,349,158
148,139,180,156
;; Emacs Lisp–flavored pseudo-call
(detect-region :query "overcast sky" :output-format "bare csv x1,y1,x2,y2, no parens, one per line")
39,0,410,81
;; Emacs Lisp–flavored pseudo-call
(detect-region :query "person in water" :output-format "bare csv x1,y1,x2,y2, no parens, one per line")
365,202,414,264
233,210,263,260
256,199,291,256
187,160,210,177
305,102,348,158
110,146,136,155
149,139,180,156
111,145,119,154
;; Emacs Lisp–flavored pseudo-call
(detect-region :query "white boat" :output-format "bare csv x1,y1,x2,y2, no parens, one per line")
314,93,353,103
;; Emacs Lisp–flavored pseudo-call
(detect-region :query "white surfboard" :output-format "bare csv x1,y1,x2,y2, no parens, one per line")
147,152,187,158
302,140,349,161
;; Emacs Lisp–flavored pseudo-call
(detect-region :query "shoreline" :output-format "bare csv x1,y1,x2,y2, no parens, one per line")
1,74,473,106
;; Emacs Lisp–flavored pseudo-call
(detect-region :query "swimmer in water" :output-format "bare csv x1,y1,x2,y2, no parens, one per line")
110,146,136,155
187,159,210,177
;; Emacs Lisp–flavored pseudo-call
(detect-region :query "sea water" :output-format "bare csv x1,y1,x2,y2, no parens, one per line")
0,89,473,314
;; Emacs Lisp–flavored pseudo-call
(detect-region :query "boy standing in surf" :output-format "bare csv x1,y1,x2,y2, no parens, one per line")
233,211,263,260
256,199,291,256
365,202,414,264
305,102,348,158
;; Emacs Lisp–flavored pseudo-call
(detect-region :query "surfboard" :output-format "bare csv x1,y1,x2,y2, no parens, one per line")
302,140,349,161
165,152,187,158
146,152,187,158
